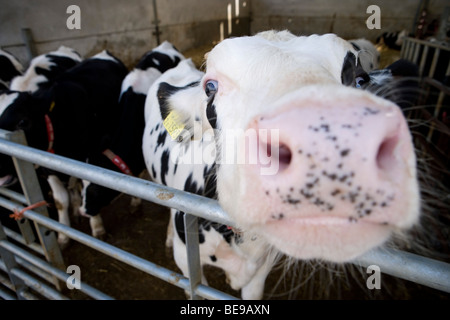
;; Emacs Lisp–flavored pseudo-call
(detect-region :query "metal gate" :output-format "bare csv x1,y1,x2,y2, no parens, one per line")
0,129,449,300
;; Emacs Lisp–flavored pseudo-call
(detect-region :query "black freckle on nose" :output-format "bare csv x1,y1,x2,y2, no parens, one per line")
331,189,341,196
287,198,301,205
320,124,330,132
272,213,285,220
210,255,217,262
340,149,350,157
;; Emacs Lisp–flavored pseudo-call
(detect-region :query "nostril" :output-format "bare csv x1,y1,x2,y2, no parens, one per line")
262,142,292,173
376,134,399,173
278,144,292,170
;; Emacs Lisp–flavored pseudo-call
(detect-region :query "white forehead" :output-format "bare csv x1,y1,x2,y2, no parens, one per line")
205,32,356,90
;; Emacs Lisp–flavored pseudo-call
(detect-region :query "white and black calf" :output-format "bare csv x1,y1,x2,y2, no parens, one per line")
0,50,127,246
0,49,24,91
349,38,380,72
143,31,420,299
79,41,185,238
10,46,82,93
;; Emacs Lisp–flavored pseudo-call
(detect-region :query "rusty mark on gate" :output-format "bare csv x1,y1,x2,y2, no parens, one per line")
156,189,175,201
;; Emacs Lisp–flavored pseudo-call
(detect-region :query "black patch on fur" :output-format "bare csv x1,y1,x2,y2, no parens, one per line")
206,97,218,129
136,51,181,73
160,149,170,185
341,51,369,87
157,81,201,121
155,130,167,152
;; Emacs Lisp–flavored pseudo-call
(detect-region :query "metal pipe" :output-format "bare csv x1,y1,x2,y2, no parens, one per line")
354,248,450,293
10,267,69,300
0,196,238,300
0,240,113,300
3,227,45,256
152,0,161,45
0,135,234,228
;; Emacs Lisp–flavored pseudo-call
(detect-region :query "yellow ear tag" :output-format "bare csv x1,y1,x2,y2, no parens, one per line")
49,101,56,112
163,110,185,141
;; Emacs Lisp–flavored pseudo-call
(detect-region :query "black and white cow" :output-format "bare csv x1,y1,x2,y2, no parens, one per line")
376,30,408,50
0,50,127,246
79,41,185,238
10,46,82,92
349,38,380,72
0,49,24,91
143,31,420,299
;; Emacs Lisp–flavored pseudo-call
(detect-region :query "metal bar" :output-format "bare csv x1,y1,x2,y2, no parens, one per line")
402,36,450,52
0,221,27,300
0,260,40,300
354,248,450,293
0,239,113,300
184,213,202,300
10,267,69,300
418,45,429,76
428,48,440,79
0,187,27,205
412,42,421,64
0,133,234,227
3,226,45,256
152,0,161,45
0,286,16,300
6,130,65,290
21,28,38,62
0,272,17,300
0,196,238,300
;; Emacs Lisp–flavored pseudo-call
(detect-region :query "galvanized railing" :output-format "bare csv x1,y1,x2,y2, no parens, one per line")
0,129,449,300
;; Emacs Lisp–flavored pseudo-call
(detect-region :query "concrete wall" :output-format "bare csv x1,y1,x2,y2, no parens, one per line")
0,0,250,68
0,0,447,68
251,0,449,41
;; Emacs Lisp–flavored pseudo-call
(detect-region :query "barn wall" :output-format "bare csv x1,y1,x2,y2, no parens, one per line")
251,0,449,41
0,0,448,68
0,0,250,68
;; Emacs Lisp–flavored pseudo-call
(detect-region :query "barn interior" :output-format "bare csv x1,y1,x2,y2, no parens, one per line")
0,0,449,301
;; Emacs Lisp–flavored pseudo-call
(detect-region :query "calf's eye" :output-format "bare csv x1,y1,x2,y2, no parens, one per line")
205,80,218,97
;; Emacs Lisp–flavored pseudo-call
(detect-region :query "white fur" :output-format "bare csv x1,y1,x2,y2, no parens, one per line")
47,175,71,247
91,50,118,63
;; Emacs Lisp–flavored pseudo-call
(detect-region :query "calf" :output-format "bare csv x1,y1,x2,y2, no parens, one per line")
143,31,420,299
79,41,185,238
376,30,408,50
0,49,24,91
349,38,380,71
10,46,82,92
0,50,127,246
